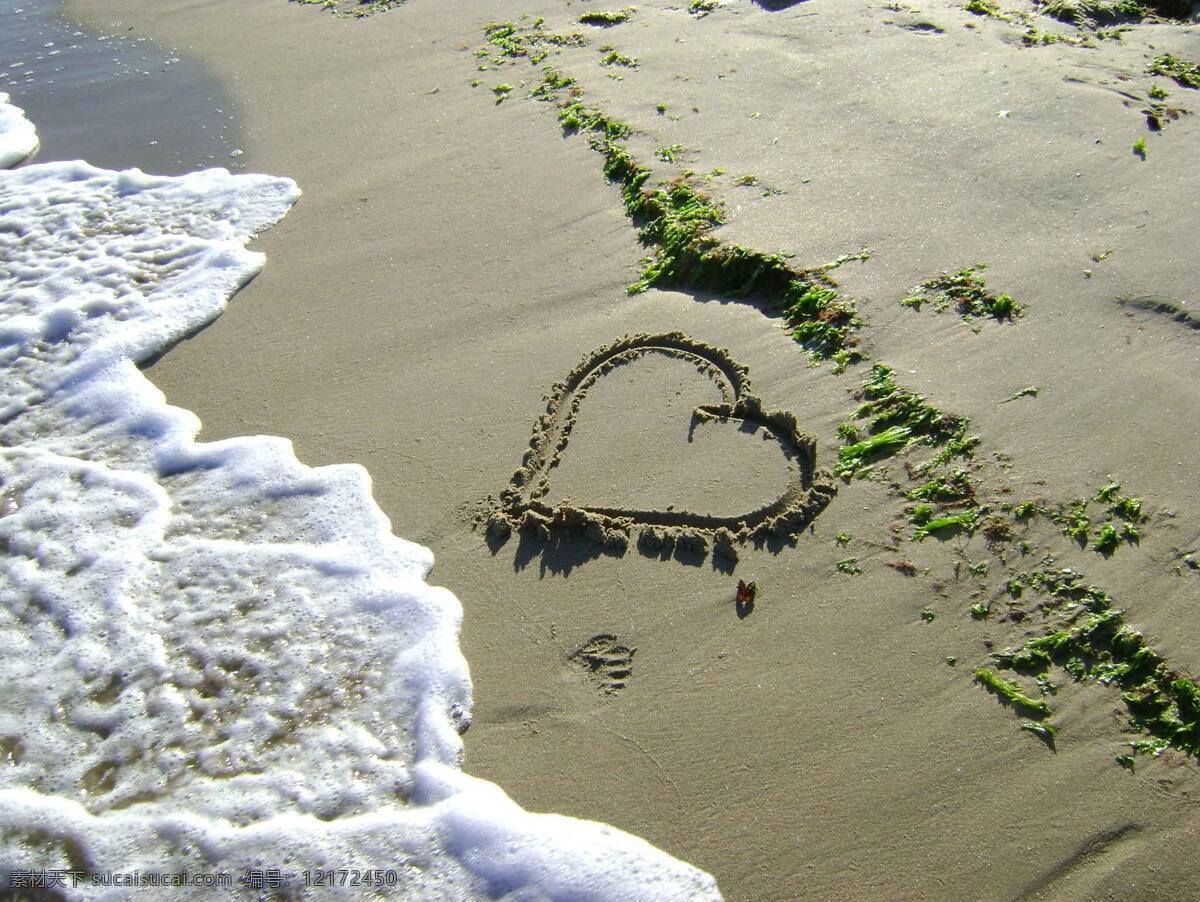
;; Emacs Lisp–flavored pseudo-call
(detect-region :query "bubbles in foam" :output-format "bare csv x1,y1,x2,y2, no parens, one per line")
0,92,38,167
0,101,720,897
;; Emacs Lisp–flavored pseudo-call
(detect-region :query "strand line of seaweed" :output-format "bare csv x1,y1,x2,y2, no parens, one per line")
474,18,866,371
480,332,836,562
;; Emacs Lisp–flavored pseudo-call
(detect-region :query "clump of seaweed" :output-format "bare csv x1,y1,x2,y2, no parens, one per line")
900,264,1023,322
1004,386,1039,402
1021,26,1092,46
835,365,971,477
1035,0,1193,28
913,507,985,541
964,0,1006,18
1020,720,1057,749
1006,481,1146,555
988,567,1200,761
529,67,576,100
1148,54,1200,90
482,18,588,67
291,0,408,18
906,468,975,503
614,170,860,363
579,8,635,26
976,667,1053,717
599,46,638,67
1038,0,1143,24
655,144,686,163
1142,98,1188,132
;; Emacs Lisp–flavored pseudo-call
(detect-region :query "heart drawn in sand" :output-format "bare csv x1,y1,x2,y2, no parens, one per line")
483,332,836,561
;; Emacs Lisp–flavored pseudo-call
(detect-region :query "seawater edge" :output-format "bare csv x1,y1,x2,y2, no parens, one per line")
2,0,246,174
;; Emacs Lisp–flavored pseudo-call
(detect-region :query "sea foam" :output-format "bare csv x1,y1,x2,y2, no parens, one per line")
0,103,719,898
0,93,39,168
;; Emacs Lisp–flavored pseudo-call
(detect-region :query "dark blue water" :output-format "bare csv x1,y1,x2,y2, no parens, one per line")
1,0,248,173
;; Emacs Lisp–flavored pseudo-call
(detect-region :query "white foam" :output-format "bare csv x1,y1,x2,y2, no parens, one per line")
0,92,39,168
0,118,719,896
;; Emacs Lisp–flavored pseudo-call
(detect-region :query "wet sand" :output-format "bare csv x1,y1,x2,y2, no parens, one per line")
62,1,1200,898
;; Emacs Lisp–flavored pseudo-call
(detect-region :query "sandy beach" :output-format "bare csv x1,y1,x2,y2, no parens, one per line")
51,0,1200,897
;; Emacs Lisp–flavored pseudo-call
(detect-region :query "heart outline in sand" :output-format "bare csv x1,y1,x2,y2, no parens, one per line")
483,332,836,560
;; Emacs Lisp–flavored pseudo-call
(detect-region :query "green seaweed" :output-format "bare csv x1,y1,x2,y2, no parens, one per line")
1005,386,1039,402
1112,496,1142,520
836,426,913,477
483,19,588,66
1094,521,1121,554
856,366,969,443
655,143,685,163
1148,54,1200,90
964,0,1004,16
903,264,1023,322
529,67,576,100
910,503,934,526
1063,500,1091,544
836,366,972,477
1012,500,1043,519
599,46,638,67
478,19,865,363
1038,0,1151,24
837,557,864,575
906,468,974,503
1014,486,1146,554
913,507,984,540
579,8,634,26
1003,568,1111,611
1020,720,1057,745
976,668,1052,717
291,0,407,18
557,100,633,137
989,569,1200,760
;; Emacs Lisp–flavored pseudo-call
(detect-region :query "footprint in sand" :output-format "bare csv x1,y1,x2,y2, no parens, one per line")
570,634,635,696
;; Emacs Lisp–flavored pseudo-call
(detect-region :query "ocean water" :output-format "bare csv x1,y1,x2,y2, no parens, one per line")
0,0,246,173
0,94,720,898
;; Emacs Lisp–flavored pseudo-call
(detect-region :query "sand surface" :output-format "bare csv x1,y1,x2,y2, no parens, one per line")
64,0,1200,898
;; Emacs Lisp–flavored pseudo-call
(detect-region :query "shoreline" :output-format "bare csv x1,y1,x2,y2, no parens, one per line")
4,0,247,174
60,1,1200,898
